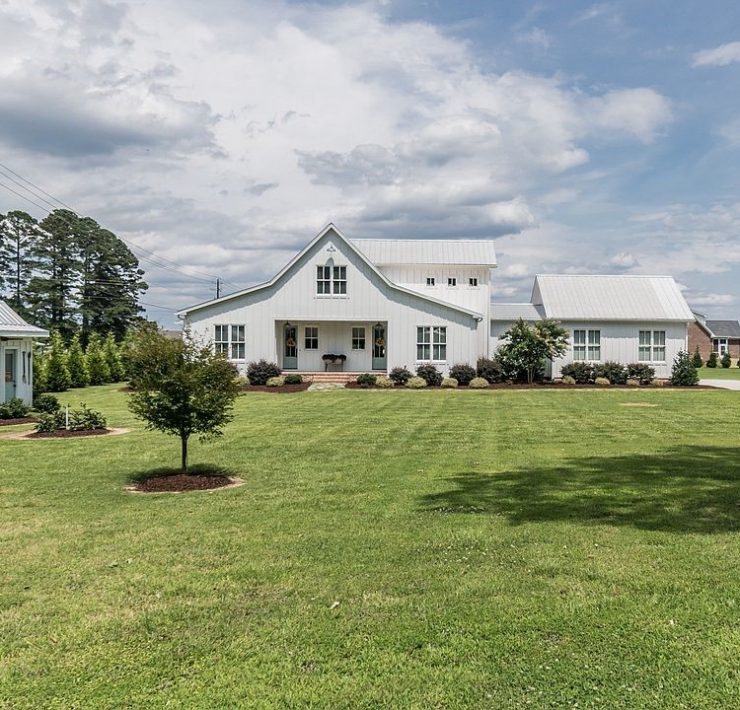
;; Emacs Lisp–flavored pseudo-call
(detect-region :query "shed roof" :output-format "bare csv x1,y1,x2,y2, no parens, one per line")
533,275,694,322
0,301,49,337
491,303,545,321
351,239,497,266
705,320,740,338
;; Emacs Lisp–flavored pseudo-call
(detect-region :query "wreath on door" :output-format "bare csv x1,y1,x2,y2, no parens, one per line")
286,337,296,348
375,337,385,347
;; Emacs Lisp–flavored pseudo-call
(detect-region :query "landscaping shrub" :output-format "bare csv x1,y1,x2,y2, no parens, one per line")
375,376,393,388
560,362,594,384
283,373,303,385
69,404,107,431
671,351,699,386
86,333,111,385
468,377,490,389
389,367,412,386
247,359,281,385
706,352,718,368
406,376,427,389
691,348,703,368
449,364,476,386
415,364,442,387
441,377,458,388
594,377,611,386
626,378,641,387
45,331,71,392
104,333,126,382
561,375,576,385
476,357,504,384
266,376,285,387
35,411,66,433
593,361,627,385
627,363,655,385
33,393,60,413
356,373,377,388
67,333,89,388
721,350,731,368
0,397,30,419
496,319,568,384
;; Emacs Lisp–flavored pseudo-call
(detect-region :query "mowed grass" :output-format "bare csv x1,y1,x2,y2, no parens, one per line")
697,365,740,380
1,386,739,709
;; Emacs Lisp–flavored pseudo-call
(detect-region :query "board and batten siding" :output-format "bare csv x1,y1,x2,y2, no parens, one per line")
490,321,689,379
183,230,489,374
0,338,35,405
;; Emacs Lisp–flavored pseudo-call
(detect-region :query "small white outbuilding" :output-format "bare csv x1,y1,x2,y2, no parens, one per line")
0,301,49,405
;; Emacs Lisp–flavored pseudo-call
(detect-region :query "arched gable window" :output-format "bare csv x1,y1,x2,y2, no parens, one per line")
316,257,347,295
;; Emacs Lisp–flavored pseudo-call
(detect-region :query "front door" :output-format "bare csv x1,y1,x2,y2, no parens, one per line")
284,325,298,370
372,324,387,370
4,351,17,402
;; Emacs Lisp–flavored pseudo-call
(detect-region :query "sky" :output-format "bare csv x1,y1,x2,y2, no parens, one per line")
0,0,739,327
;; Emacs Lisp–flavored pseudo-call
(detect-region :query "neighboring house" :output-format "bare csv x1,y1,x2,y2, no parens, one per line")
689,312,740,361
179,224,495,374
0,301,49,405
491,275,694,379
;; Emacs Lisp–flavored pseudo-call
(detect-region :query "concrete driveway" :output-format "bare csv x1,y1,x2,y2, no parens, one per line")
699,379,740,390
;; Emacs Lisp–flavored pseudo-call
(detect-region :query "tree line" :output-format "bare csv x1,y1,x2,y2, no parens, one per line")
0,208,148,342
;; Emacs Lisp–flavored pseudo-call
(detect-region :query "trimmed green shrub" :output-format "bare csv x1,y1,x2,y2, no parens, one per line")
476,357,504,384
406,376,427,389
721,350,731,368
627,363,655,385
33,394,60,413
35,411,66,433
560,362,594,384
356,373,377,388
671,351,699,386
69,404,107,431
247,360,281,385
283,373,303,385
389,367,412,386
266,376,285,387
593,361,627,385
468,377,490,389
594,377,611,386
86,333,111,385
45,331,71,392
375,376,393,388
449,364,476,386
104,333,125,381
0,397,30,419
415,364,442,387
67,333,89,388
441,377,458,388
561,375,576,385
706,352,718,368
691,348,703,368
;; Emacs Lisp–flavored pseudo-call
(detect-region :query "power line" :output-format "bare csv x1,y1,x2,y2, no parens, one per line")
0,180,50,213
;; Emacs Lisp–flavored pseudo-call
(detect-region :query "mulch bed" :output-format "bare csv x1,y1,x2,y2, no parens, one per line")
345,382,712,390
0,417,37,426
27,428,111,439
131,473,237,493
242,383,311,393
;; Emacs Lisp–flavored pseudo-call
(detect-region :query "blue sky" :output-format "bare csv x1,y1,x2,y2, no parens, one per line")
0,0,738,325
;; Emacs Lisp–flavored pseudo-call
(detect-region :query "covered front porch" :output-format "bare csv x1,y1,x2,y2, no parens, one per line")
275,320,387,373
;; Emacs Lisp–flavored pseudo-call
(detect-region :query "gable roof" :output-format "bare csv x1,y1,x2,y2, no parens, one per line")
178,224,483,319
532,275,694,322
705,320,740,338
351,239,497,266
491,303,545,321
0,301,49,338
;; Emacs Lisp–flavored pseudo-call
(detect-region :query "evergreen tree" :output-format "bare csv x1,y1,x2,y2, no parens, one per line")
720,349,732,368
86,332,111,385
0,211,40,317
691,348,703,369
103,332,125,382
33,342,48,396
67,333,89,388
44,331,71,392
706,351,718,368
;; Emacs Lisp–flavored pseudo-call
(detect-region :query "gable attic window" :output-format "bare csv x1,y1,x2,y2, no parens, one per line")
426,277,436,286
448,277,457,287
316,261,347,295
469,277,478,287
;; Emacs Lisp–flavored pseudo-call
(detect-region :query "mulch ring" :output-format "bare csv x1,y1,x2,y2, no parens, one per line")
0,427,130,441
127,473,244,494
0,417,37,426
242,383,311,393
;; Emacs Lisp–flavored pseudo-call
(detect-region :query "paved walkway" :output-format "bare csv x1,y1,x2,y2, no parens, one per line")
699,379,740,391
307,382,346,392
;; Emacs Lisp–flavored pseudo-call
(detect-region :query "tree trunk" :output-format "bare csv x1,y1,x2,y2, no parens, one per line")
181,434,188,473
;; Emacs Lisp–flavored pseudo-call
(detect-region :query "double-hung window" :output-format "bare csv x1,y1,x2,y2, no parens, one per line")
333,266,347,294
214,325,229,355
639,330,666,361
712,338,728,355
352,326,366,350
316,264,347,295
214,325,244,359
573,329,601,361
230,325,245,359
305,326,319,350
417,326,447,361
317,266,332,294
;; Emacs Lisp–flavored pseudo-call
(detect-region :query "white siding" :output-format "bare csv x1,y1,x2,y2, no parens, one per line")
0,338,35,405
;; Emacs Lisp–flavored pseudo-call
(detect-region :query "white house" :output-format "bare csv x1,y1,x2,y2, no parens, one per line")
491,275,694,379
0,301,49,405
179,224,495,375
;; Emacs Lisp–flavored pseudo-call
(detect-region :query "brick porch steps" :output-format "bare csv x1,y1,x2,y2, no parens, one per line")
296,371,366,384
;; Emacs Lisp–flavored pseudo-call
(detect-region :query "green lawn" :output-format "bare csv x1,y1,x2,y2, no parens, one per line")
1,386,739,709
697,365,740,380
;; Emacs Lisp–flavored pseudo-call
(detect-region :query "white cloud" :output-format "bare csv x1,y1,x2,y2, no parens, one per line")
586,88,673,143
516,27,552,50
610,252,638,268
692,41,740,67
688,292,736,306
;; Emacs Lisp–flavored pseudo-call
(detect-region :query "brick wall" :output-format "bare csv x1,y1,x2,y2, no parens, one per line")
688,322,712,360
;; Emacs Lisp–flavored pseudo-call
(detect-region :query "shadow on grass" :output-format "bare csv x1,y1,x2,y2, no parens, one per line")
420,446,740,534
128,464,235,484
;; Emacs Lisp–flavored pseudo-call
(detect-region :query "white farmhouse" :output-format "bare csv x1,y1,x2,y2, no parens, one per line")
492,275,694,379
179,225,694,379
0,301,49,405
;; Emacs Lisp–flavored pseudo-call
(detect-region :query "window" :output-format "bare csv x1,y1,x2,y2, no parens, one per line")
333,266,347,294
352,326,366,350
317,265,331,294
305,326,319,350
469,277,478,287
215,324,245,358
417,326,447,361
426,277,436,286
712,338,729,355
230,325,245,359
640,330,666,361
573,329,600,361
214,325,229,355
317,263,347,295
448,277,457,287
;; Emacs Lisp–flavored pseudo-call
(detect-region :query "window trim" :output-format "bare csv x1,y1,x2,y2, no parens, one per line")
426,276,436,286
416,325,447,362
351,326,366,350
316,261,348,297
447,277,457,287
214,324,245,359
639,330,667,362
573,329,601,362
468,277,478,287
304,326,319,350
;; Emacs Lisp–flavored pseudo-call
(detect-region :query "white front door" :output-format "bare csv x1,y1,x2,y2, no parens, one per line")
4,350,17,402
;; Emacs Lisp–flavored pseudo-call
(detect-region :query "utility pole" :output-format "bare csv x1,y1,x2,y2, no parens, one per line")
216,278,221,299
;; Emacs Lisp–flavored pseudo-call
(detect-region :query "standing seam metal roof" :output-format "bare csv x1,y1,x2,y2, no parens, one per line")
0,301,49,336
351,239,497,266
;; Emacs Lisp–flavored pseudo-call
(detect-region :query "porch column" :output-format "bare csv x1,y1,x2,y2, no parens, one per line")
0,342,5,404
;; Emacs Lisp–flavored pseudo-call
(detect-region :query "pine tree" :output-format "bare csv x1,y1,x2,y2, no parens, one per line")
706,351,718,368
0,211,40,317
103,332,125,382
44,331,71,392
33,343,48,396
86,333,111,385
720,349,731,368
691,348,703,369
67,333,89,388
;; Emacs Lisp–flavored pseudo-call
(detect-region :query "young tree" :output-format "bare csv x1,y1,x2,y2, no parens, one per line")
127,329,240,472
67,332,90,388
103,332,125,382
670,350,699,386
86,332,111,385
706,351,718,368
44,331,71,392
0,211,40,317
497,319,569,384
691,348,703,369
720,350,732,368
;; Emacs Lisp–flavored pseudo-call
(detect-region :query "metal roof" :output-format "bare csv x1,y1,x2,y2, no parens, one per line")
491,303,545,321
705,320,740,338
0,301,49,337
533,275,694,322
351,239,497,266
